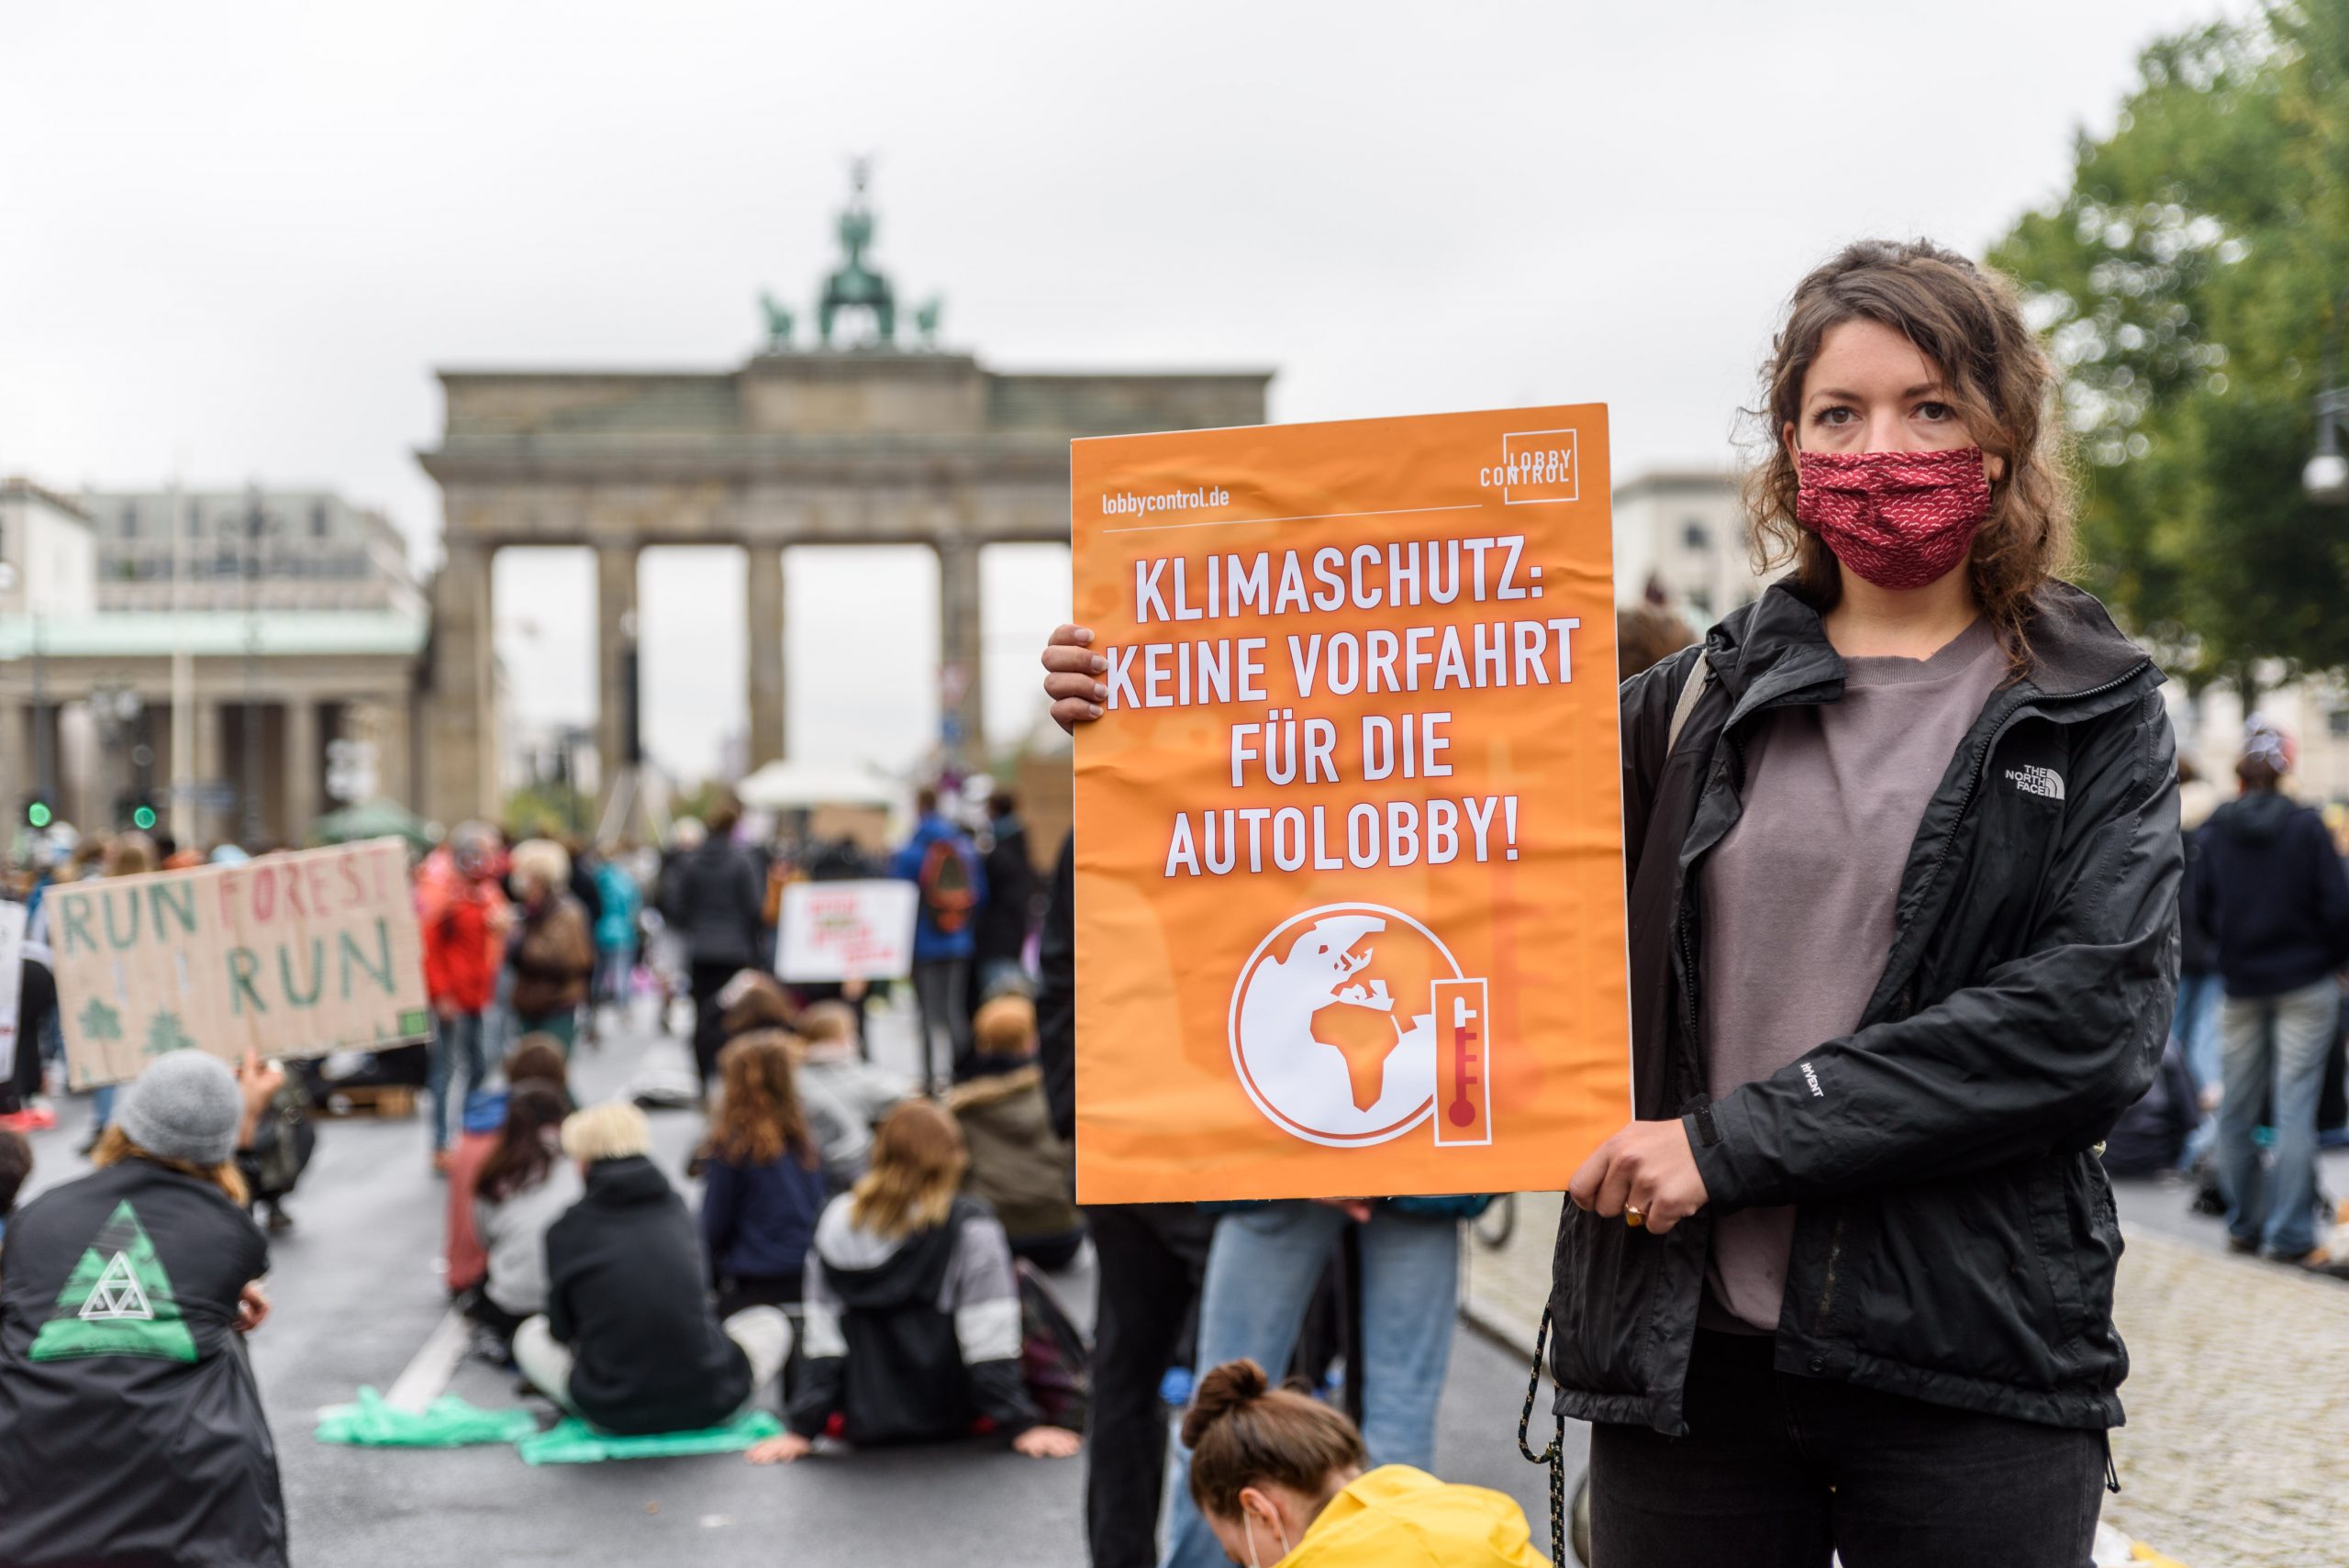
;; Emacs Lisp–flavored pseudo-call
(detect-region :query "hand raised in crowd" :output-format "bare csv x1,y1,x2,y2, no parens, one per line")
1568,1118,1709,1236
234,1281,271,1335
1041,624,1108,733
744,1432,815,1465
1011,1426,1084,1460
234,1051,285,1150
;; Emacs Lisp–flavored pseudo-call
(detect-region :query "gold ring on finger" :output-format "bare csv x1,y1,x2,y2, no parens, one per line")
1624,1205,1646,1229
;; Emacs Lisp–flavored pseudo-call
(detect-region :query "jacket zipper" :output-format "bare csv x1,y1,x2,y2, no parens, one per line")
1809,658,2153,1337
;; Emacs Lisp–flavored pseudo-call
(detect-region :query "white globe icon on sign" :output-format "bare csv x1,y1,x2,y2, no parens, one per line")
1227,903,1460,1147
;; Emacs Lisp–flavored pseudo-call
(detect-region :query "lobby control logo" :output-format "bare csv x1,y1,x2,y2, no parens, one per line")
1228,904,1492,1149
1478,428,1579,506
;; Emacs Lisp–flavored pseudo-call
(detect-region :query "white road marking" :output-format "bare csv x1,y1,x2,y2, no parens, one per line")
384,1306,472,1414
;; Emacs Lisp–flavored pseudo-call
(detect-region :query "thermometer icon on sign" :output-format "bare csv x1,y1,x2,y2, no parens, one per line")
1431,978,1491,1147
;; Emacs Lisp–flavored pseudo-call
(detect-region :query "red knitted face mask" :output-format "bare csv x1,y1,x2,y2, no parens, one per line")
1794,446,1991,591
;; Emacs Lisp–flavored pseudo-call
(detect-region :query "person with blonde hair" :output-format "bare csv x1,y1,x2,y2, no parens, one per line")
1182,1359,1543,1568
746,1100,1080,1463
506,838,596,1053
515,1101,788,1434
0,1051,288,1566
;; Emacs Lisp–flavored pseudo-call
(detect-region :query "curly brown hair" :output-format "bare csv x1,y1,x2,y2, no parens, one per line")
710,1029,818,1170
1745,238,2076,672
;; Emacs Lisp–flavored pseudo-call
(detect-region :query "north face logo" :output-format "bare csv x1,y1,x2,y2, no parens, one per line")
2004,765,2065,801
29,1200,196,1362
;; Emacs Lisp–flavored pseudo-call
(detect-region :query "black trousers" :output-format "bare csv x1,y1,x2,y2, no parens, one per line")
1590,1330,2107,1568
687,960,738,1095
1084,1203,1212,1568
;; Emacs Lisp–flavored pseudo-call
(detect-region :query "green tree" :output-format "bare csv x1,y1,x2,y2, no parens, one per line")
1989,1,2349,698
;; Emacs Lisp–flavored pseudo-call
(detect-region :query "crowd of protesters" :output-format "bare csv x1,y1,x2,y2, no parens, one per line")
26,240,2349,1568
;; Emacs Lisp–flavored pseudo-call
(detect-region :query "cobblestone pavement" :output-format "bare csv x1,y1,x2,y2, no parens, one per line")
1460,1192,2346,1568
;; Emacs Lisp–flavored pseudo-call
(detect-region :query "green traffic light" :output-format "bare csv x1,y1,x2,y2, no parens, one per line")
27,802,51,828
132,806,157,830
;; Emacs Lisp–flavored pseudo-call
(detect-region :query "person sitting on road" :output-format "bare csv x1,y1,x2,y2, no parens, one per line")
0,1051,288,1568
1183,1359,1545,1568
719,972,799,1041
945,995,1084,1270
699,1032,829,1319
506,839,597,1054
517,1102,788,1434
745,1100,1081,1465
469,1083,582,1354
444,1036,572,1307
795,1000,911,1135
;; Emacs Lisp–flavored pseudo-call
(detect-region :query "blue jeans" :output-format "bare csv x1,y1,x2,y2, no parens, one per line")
2175,971,2224,1165
1158,1202,1458,1568
594,942,636,1006
427,1009,490,1154
2218,977,2340,1257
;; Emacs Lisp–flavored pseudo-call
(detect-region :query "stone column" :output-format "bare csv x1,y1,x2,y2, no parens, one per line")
0,696,21,833
746,546,786,770
373,689,415,811
425,540,497,826
935,538,985,762
191,698,222,835
284,696,320,843
596,541,639,821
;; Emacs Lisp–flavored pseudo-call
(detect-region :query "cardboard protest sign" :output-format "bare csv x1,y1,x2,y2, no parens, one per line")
46,839,431,1088
775,879,919,983
1071,406,1630,1202
0,899,24,1084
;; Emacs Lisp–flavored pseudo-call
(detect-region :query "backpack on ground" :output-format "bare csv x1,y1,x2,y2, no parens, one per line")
917,840,978,936
1015,1258,1090,1431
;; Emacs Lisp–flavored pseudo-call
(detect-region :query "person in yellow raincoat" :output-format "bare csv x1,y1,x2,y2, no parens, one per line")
1184,1358,1546,1567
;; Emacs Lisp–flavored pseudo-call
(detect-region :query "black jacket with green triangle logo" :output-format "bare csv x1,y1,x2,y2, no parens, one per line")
0,1158,284,1568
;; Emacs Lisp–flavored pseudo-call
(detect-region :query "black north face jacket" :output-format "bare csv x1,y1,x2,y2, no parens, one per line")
1549,582,2180,1436
0,1159,284,1568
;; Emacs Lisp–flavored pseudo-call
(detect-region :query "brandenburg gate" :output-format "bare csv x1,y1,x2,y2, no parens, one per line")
415,174,1268,825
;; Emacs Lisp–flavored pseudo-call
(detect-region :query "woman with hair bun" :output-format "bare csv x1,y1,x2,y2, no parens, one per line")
1182,1359,1542,1568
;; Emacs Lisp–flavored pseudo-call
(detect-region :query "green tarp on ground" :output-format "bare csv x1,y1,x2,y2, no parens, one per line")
516,1409,783,1465
315,1386,540,1448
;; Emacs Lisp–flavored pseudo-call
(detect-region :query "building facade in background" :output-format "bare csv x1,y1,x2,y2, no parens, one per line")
80,487,422,614
1611,469,1763,626
0,478,100,620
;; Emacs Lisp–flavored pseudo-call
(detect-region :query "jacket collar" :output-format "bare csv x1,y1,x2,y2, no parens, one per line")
581,1155,670,1207
1702,580,2152,725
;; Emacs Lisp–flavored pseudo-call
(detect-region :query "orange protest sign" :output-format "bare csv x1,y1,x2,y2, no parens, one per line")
1072,406,1631,1203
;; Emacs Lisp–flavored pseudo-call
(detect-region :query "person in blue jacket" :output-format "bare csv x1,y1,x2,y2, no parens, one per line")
887,787,986,1092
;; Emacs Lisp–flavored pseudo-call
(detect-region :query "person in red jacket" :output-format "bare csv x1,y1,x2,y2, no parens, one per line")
418,822,512,1173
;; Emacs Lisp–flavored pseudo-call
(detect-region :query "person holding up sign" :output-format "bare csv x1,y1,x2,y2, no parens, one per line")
1046,239,2180,1566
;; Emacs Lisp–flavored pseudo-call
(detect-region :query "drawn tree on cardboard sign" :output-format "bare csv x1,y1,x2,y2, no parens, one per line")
143,1012,197,1057
77,997,123,1044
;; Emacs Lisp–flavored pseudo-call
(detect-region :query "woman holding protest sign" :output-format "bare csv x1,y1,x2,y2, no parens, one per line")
1045,239,2179,1565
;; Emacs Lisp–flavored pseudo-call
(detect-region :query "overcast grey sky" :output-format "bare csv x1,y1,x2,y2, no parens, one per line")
0,1,2249,780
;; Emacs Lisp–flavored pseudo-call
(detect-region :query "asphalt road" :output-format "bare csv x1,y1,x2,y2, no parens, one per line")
16,996,1579,1568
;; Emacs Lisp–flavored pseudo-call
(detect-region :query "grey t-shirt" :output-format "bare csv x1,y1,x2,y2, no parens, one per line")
1698,617,2005,1331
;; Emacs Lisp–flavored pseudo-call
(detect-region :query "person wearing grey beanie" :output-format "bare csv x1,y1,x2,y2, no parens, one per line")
0,1051,288,1565
117,1051,248,1168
